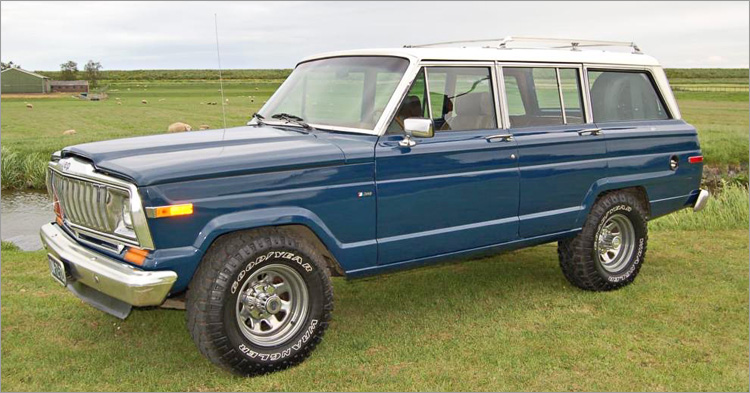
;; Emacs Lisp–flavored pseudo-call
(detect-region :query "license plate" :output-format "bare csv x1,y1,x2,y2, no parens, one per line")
48,254,67,287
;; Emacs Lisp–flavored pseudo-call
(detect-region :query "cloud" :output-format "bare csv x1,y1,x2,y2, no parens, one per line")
1,1,748,70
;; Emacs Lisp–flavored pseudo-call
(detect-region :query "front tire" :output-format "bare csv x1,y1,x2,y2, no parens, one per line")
186,228,333,376
558,190,648,291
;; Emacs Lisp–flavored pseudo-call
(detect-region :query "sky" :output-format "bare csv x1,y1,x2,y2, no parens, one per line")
1,1,748,71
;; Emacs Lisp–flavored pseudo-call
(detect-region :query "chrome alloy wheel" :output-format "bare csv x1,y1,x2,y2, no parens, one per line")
595,213,636,273
235,264,309,347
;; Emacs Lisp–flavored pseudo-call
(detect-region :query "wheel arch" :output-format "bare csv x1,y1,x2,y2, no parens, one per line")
578,183,652,227
193,207,347,277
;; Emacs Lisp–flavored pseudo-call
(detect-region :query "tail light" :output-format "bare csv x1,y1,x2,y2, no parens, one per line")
688,156,703,164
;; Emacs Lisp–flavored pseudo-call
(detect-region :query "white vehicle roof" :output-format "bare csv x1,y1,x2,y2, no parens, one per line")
301,47,661,67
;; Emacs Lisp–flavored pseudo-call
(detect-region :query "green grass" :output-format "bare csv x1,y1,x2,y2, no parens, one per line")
1,70,747,190
665,68,748,81
675,90,749,166
1,241,20,251
1,229,747,391
650,182,749,231
36,68,293,82
1,145,48,189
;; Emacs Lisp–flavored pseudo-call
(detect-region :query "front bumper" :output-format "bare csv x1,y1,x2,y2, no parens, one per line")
40,223,177,317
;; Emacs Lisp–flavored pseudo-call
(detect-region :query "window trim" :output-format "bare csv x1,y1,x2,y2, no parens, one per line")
497,62,589,129
583,65,674,122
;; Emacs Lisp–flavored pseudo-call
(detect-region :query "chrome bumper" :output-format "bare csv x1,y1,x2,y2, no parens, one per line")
40,223,177,311
693,189,710,212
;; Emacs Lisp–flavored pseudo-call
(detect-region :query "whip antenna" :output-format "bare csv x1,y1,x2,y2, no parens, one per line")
214,13,228,135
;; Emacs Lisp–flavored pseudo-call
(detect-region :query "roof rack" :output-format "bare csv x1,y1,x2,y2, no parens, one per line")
404,36,642,54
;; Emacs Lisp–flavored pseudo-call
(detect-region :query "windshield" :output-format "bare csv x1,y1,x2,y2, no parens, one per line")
259,56,410,131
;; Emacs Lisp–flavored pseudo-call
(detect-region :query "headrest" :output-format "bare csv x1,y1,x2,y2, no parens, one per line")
455,92,491,116
398,95,423,118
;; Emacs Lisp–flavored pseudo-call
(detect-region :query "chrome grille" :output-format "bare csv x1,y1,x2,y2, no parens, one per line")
52,173,112,232
46,157,154,250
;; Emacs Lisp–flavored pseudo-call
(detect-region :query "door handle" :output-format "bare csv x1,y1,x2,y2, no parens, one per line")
485,134,514,142
578,128,602,136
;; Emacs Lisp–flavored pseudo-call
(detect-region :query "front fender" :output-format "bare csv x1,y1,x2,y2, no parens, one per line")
195,206,376,273
155,206,376,293
194,207,343,255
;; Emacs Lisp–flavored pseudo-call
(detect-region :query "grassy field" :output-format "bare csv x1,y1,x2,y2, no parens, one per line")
1,228,747,391
1,69,748,190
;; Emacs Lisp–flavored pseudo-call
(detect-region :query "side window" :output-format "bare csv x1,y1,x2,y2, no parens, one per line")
387,66,497,134
588,70,670,122
502,67,587,128
503,75,526,116
503,67,562,128
428,67,496,132
559,69,584,125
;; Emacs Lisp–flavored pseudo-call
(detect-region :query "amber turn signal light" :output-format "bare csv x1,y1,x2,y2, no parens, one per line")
147,203,194,218
124,247,149,266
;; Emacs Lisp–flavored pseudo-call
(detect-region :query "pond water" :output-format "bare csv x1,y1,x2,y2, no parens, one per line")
1,190,54,251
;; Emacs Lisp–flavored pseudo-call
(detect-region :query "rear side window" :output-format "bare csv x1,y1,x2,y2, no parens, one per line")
588,70,670,122
502,67,586,128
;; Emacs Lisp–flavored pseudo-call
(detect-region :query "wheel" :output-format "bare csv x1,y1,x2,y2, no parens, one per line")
558,190,648,291
186,228,333,376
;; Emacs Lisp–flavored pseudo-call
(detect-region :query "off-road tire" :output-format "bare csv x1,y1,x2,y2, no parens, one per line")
186,228,333,376
558,190,648,291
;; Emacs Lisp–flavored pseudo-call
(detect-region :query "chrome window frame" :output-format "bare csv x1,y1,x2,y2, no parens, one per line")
48,157,155,250
495,62,590,129
582,64,676,122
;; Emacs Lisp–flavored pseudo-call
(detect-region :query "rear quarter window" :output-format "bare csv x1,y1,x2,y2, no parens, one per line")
588,70,670,123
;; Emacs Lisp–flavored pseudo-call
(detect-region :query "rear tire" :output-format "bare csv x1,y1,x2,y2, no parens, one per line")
186,228,333,376
558,190,648,291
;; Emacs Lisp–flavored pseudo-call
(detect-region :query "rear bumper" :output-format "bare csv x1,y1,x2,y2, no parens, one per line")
40,223,177,311
693,189,710,212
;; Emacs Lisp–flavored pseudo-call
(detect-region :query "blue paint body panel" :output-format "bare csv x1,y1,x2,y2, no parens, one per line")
374,130,519,265
60,115,703,293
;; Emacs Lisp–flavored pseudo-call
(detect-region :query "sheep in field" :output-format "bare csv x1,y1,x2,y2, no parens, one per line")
199,124,210,130
167,122,192,133
26,103,33,109
63,129,76,136
141,99,148,104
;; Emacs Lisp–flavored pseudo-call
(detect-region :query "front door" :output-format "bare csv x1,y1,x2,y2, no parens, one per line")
375,66,520,265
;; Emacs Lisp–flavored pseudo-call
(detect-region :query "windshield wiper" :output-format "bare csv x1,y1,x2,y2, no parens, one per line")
250,112,265,126
271,113,314,131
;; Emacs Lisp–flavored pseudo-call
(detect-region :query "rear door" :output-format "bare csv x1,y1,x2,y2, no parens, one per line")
587,68,702,216
500,65,607,237
375,64,519,265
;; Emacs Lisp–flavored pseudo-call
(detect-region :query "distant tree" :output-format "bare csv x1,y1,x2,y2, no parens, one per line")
1,61,21,70
84,60,103,88
60,61,78,80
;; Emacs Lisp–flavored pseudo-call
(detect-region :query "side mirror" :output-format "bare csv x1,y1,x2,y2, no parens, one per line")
404,117,434,138
399,118,434,147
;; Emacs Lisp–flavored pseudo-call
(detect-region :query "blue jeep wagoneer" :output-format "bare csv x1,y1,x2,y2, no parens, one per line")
41,37,709,375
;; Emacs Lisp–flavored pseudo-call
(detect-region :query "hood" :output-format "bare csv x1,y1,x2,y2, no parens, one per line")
63,126,350,186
